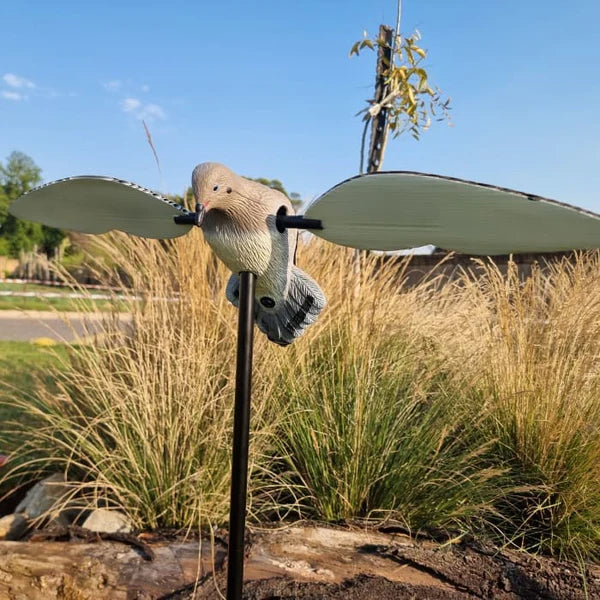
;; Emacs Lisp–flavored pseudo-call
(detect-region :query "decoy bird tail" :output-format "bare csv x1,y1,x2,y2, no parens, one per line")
258,266,326,346
225,268,326,346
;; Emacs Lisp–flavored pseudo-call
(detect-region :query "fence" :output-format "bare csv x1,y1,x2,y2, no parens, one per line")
383,250,578,287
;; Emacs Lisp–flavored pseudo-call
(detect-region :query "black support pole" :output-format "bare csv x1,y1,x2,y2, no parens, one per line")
226,270,256,600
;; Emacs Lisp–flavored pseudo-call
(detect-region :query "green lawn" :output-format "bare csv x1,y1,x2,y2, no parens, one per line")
0,295,121,312
0,340,71,426
0,341,72,494
0,282,129,312
0,282,73,293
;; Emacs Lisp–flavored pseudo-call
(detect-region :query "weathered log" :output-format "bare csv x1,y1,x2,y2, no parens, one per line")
1,526,599,599
0,538,226,599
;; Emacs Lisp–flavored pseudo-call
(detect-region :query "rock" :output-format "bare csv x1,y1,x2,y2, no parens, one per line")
15,473,71,520
81,509,132,534
0,513,28,540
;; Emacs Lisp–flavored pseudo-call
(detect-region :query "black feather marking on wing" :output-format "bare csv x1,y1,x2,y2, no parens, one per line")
286,295,315,330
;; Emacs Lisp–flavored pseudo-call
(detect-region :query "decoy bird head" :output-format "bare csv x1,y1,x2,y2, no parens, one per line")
191,162,246,217
191,162,289,229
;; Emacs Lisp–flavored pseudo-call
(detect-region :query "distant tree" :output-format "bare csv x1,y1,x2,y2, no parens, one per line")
289,192,303,209
246,177,288,198
246,177,303,209
0,151,42,198
0,151,66,258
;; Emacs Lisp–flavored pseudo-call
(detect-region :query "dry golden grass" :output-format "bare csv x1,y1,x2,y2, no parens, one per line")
442,256,600,559
2,235,600,561
262,245,504,528
0,231,278,529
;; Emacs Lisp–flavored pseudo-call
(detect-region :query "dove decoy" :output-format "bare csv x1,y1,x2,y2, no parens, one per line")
16,162,600,346
191,162,326,346
11,155,600,600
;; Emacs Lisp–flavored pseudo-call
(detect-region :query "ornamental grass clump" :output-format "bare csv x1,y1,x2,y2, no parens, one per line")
2,231,600,563
265,246,504,530
0,230,278,529
444,255,600,561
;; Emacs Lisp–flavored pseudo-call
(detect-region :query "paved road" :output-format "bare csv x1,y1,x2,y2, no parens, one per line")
0,311,129,342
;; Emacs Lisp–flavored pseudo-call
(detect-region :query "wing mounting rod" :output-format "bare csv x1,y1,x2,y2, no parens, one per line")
173,203,205,226
173,203,323,232
276,205,323,232
276,214,323,231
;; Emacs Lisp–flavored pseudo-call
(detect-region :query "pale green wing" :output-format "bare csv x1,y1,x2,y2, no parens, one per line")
305,172,600,254
9,176,193,239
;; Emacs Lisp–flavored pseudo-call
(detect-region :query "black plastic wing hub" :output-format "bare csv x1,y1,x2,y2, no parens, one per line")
173,203,205,226
276,214,323,232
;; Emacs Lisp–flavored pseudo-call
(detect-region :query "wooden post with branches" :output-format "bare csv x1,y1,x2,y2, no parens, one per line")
353,24,394,289
367,25,394,174
351,16,451,171
350,8,451,280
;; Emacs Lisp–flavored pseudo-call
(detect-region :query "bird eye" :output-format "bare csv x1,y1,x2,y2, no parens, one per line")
213,185,219,192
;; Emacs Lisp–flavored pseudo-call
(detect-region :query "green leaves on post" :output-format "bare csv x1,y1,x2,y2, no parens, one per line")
350,29,452,141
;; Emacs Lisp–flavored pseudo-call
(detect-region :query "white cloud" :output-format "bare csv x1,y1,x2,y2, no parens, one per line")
3,73,35,89
103,80,122,92
142,103,165,120
1,90,24,101
121,97,166,121
122,97,142,112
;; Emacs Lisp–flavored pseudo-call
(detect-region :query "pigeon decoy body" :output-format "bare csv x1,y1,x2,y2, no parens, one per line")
192,162,326,346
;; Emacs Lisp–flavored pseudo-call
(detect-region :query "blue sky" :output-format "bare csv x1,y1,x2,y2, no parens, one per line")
1,1,600,211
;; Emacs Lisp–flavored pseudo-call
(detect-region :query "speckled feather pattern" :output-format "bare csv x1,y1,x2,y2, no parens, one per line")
202,210,294,304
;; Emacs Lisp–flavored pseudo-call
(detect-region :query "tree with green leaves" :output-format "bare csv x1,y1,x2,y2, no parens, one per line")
246,177,303,208
0,151,66,257
247,177,288,197
0,151,42,198
351,0,451,172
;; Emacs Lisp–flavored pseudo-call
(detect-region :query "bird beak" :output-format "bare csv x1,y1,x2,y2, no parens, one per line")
193,202,206,226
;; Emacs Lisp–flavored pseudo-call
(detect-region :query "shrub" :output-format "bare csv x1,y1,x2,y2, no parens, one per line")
2,234,600,562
